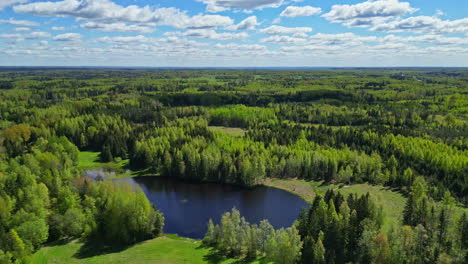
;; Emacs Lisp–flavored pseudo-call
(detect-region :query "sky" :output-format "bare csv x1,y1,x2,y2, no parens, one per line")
0,0,467,67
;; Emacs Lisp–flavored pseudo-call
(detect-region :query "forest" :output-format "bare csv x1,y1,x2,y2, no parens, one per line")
0,68,467,264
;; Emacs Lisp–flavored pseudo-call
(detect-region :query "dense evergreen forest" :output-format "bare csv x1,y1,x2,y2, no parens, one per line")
0,68,467,263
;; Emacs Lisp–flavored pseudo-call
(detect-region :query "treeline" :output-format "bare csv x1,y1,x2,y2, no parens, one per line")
274,102,468,131
130,118,390,187
248,123,468,203
130,116,466,202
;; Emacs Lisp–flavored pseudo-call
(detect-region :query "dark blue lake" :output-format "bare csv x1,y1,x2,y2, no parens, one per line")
124,176,309,239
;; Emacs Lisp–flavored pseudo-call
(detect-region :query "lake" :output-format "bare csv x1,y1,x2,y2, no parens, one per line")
124,176,310,239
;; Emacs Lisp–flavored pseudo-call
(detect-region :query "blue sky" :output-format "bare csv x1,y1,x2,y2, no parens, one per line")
0,0,467,66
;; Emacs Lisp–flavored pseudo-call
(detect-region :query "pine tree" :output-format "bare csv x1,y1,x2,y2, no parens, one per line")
301,236,315,264
438,208,449,251
459,213,468,250
403,193,416,226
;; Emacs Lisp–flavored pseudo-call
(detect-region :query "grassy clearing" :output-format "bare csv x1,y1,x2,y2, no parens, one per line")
31,235,268,264
208,126,246,137
265,178,468,233
264,179,406,232
78,151,128,171
263,178,315,203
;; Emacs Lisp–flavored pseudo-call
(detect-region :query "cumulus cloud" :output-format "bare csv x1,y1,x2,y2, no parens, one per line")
214,43,266,51
14,0,234,30
261,32,378,46
14,27,31,32
322,0,418,27
53,33,82,41
94,35,207,52
80,22,154,33
226,16,259,30
95,35,150,43
280,6,322,17
371,16,468,34
166,29,248,40
0,18,38,26
185,15,233,29
308,33,378,46
197,0,283,13
280,45,340,53
0,31,50,42
261,35,308,45
51,26,66,31
260,25,312,37
0,0,28,10
382,34,468,46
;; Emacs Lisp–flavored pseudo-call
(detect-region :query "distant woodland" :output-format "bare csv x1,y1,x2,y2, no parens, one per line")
0,68,467,263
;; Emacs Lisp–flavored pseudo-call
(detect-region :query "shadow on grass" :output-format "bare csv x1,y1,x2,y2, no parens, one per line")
200,245,270,264
44,238,75,247
73,240,136,259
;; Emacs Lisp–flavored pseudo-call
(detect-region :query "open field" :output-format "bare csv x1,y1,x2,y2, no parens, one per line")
78,151,128,171
31,235,268,264
208,126,246,137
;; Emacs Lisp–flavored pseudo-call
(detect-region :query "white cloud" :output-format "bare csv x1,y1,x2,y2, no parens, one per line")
80,22,154,33
0,0,28,10
226,16,259,30
0,18,38,26
27,32,51,39
214,43,266,51
281,45,340,52
371,16,468,34
166,29,248,40
322,0,418,27
53,33,82,41
197,0,283,13
14,27,31,32
308,33,378,46
0,31,50,42
51,26,66,31
261,35,308,45
280,6,321,17
382,34,468,46
261,32,378,46
184,15,233,29
14,0,234,29
260,25,312,37
95,35,150,43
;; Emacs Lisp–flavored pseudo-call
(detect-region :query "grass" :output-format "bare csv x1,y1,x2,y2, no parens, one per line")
78,151,128,171
264,178,406,232
208,126,246,137
265,178,468,233
263,178,315,203
30,235,269,264
77,151,150,178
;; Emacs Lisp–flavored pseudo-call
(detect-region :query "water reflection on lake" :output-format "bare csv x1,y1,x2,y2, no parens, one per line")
123,176,310,239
